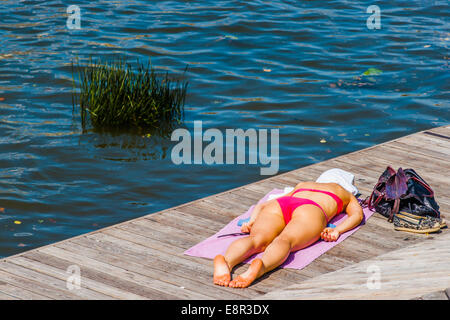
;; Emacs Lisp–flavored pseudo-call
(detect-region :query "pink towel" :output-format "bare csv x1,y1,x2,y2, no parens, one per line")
184,188,375,269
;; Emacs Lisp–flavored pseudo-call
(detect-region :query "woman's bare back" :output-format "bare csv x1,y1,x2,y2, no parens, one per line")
258,181,352,224
289,181,352,219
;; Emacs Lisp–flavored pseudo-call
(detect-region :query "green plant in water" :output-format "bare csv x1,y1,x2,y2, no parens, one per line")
362,68,382,76
71,57,188,134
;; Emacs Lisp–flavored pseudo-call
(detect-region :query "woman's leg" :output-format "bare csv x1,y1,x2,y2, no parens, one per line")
213,208,285,286
229,206,325,288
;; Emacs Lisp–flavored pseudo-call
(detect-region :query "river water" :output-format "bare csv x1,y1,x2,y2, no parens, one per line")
0,0,448,257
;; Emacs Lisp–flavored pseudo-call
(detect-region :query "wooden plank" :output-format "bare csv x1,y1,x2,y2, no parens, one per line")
128,218,206,250
230,186,269,201
5,255,116,300
413,132,450,150
389,140,450,165
14,253,143,299
190,201,239,221
55,236,245,300
0,270,53,300
98,228,272,296
241,183,276,196
0,268,61,300
427,126,450,137
202,197,251,216
0,290,18,300
176,202,232,225
418,290,449,300
97,229,215,272
337,147,450,187
260,232,450,300
152,209,224,234
39,245,200,300
367,144,450,170
145,211,218,238
270,174,300,187
115,223,199,256
0,260,110,300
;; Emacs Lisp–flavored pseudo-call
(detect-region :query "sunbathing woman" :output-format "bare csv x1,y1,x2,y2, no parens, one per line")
213,181,364,288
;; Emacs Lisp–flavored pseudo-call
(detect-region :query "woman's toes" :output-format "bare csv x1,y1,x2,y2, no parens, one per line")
214,274,230,286
213,255,231,286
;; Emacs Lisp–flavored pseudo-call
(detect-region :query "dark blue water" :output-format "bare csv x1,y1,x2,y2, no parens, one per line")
0,0,448,257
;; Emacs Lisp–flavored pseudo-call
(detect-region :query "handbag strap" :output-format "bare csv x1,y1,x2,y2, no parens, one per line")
410,176,434,197
389,198,400,223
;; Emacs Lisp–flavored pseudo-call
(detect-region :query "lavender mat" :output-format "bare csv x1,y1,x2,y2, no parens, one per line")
184,189,374,269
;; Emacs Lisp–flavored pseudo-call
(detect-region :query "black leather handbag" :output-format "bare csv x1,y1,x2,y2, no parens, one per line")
366,166,440,222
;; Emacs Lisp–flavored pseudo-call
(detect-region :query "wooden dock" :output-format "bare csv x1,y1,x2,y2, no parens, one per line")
0,125,448,300
261,231,450,300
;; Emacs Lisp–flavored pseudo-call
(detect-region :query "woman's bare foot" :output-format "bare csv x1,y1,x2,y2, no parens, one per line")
213,255,231,286
229,258,264,288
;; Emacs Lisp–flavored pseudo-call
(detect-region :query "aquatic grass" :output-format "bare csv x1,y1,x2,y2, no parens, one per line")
72,57,188,134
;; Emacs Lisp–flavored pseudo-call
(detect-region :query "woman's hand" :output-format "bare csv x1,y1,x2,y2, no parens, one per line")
241,222,253,233
320,227,340,242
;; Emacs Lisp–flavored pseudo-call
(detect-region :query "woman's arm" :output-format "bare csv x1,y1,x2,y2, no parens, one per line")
321,194,363,241
335,195,364,234
241,202,265,233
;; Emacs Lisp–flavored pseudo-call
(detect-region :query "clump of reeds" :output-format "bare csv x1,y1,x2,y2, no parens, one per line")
72,57,188,133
